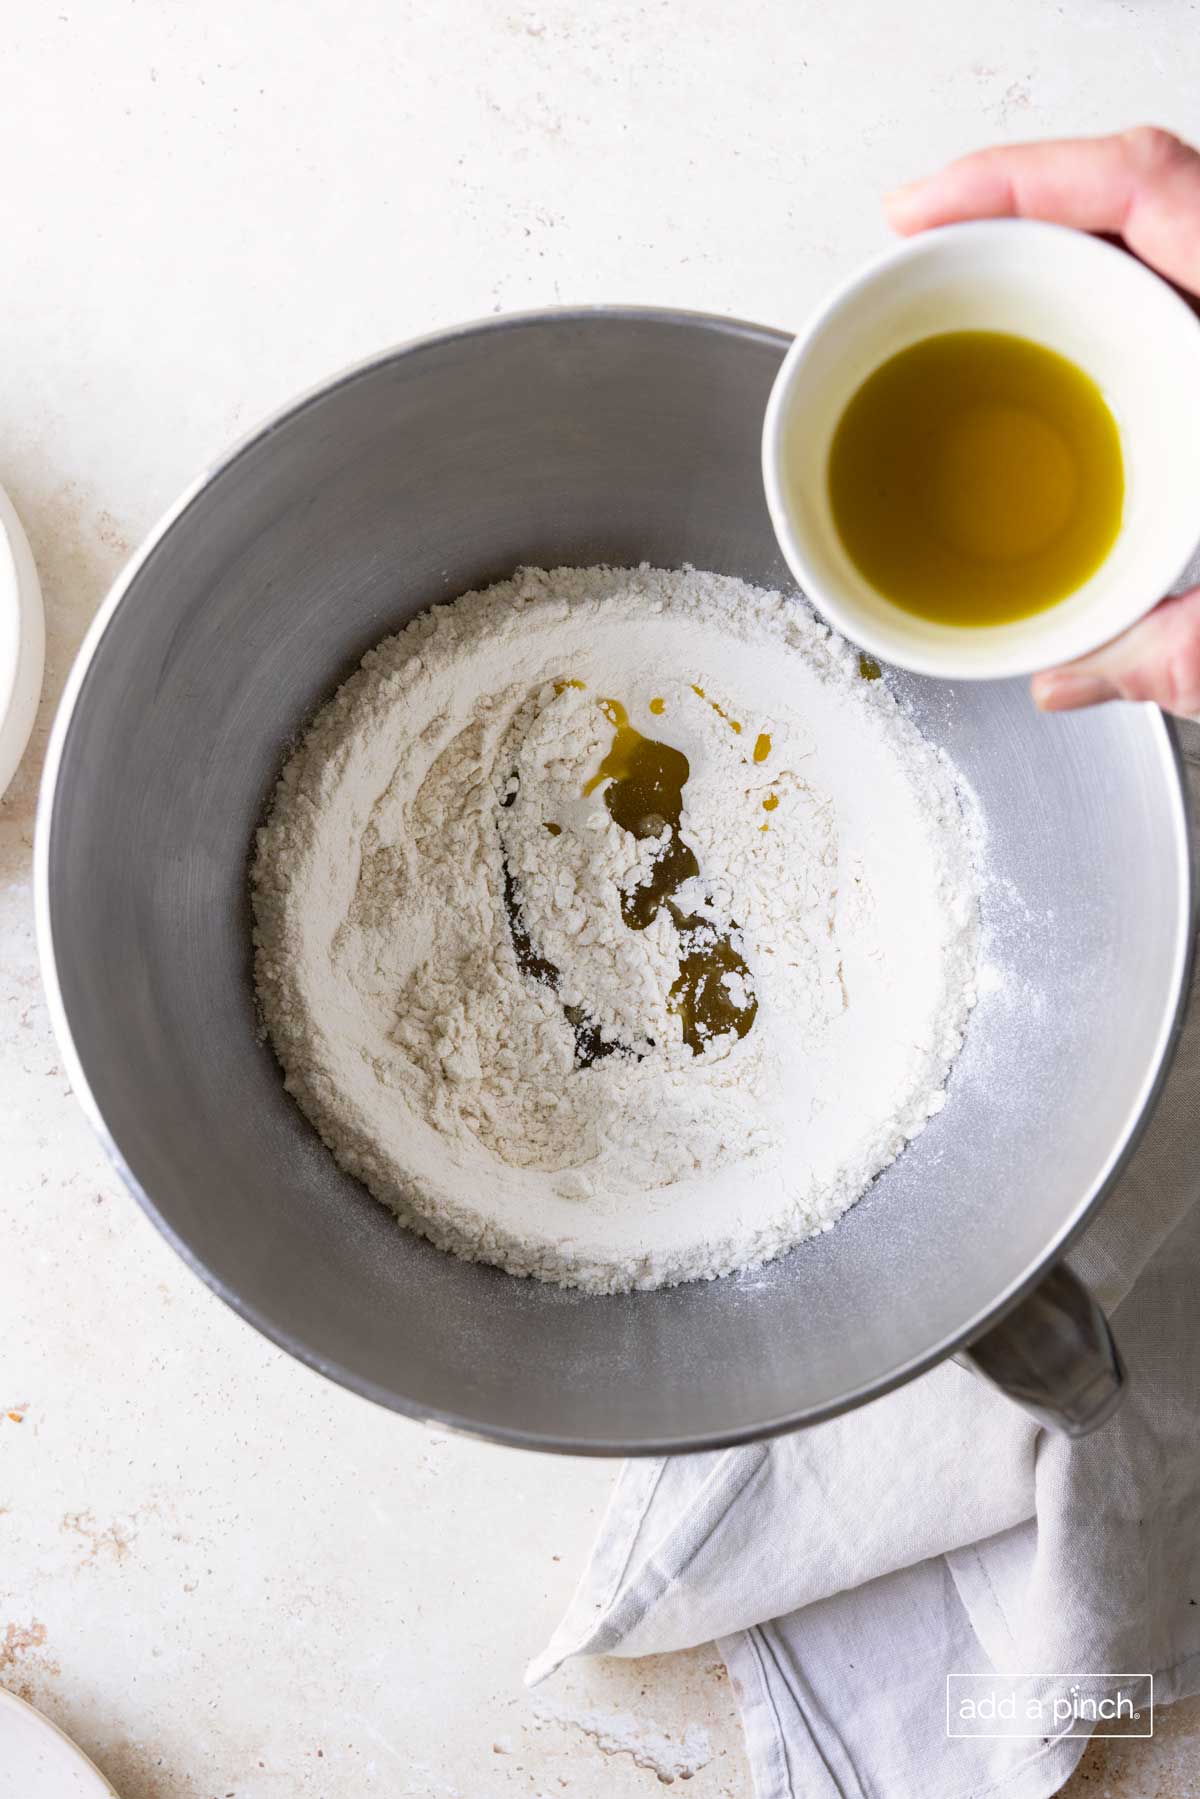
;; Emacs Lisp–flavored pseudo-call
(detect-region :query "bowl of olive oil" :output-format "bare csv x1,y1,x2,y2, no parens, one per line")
763,219,1200,679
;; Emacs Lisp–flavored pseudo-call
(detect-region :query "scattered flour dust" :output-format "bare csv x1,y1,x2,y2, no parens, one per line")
530,1698,712,1784
252,565,981,1293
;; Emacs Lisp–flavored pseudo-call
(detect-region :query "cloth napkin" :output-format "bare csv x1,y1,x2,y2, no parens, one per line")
530,720,1200,1799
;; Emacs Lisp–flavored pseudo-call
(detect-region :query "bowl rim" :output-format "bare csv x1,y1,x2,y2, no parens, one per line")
0,1687,121,1798
0,479,45,798
761,219,1200,680
33,305,1198,1455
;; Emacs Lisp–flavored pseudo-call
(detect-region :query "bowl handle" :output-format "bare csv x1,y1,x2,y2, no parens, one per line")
956,1263,1126,1437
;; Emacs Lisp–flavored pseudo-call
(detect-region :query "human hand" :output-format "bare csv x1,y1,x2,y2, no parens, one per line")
886,127,1200,718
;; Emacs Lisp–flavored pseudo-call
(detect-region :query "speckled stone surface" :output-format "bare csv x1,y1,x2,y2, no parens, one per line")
1061,1695,1200,1799
2,4,1199,1795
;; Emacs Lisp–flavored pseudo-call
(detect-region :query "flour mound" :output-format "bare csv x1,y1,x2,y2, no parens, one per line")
252,565,980,1292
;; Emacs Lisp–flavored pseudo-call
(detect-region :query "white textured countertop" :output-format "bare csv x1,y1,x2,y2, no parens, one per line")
3,4,1199,1794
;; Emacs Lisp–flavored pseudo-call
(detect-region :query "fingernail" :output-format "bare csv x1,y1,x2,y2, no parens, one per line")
1031,670,1117,711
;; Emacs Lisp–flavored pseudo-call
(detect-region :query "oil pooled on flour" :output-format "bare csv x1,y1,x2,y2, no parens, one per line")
584,697,757,1055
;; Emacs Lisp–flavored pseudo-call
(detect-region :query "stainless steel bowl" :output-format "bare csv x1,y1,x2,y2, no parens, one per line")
36,309,1194,1453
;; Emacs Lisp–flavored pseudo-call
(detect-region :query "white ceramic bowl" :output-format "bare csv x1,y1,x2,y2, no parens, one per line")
0,480,44,795
0,1688,120,1797
763,220,1200,679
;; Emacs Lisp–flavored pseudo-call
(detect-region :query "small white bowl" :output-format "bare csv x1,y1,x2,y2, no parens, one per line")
0,1687,121,1797
762,219,1200,680
0,480,44,795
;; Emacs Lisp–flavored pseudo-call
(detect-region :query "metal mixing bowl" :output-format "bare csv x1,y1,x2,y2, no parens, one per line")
36,310,1194,1453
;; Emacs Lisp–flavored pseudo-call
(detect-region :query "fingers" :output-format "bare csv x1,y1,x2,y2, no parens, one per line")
886,127,1200,718
1031,588,1200,717
886,127,1200,295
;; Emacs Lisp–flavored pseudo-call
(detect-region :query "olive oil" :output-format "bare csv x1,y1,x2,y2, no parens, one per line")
585,698,757,1054
826,331,1124,627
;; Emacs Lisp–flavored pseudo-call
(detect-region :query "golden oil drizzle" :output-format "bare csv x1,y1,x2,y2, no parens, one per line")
691,684,742,734
583,698,756,1054
582,698,642,797
753,731,771,763
649,696,666,715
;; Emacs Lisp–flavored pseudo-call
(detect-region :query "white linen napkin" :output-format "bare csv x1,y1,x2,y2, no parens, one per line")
531,723,1200,1799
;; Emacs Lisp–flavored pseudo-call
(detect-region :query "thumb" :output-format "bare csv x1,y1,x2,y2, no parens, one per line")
1031,587,1200,718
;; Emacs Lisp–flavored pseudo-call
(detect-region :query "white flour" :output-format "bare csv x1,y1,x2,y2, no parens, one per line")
252,565,980,1292
530,1700,712,1783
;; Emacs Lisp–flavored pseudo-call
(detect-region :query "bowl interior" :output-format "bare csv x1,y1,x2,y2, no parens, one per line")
41,311,1192,1451
766,222,1200,679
